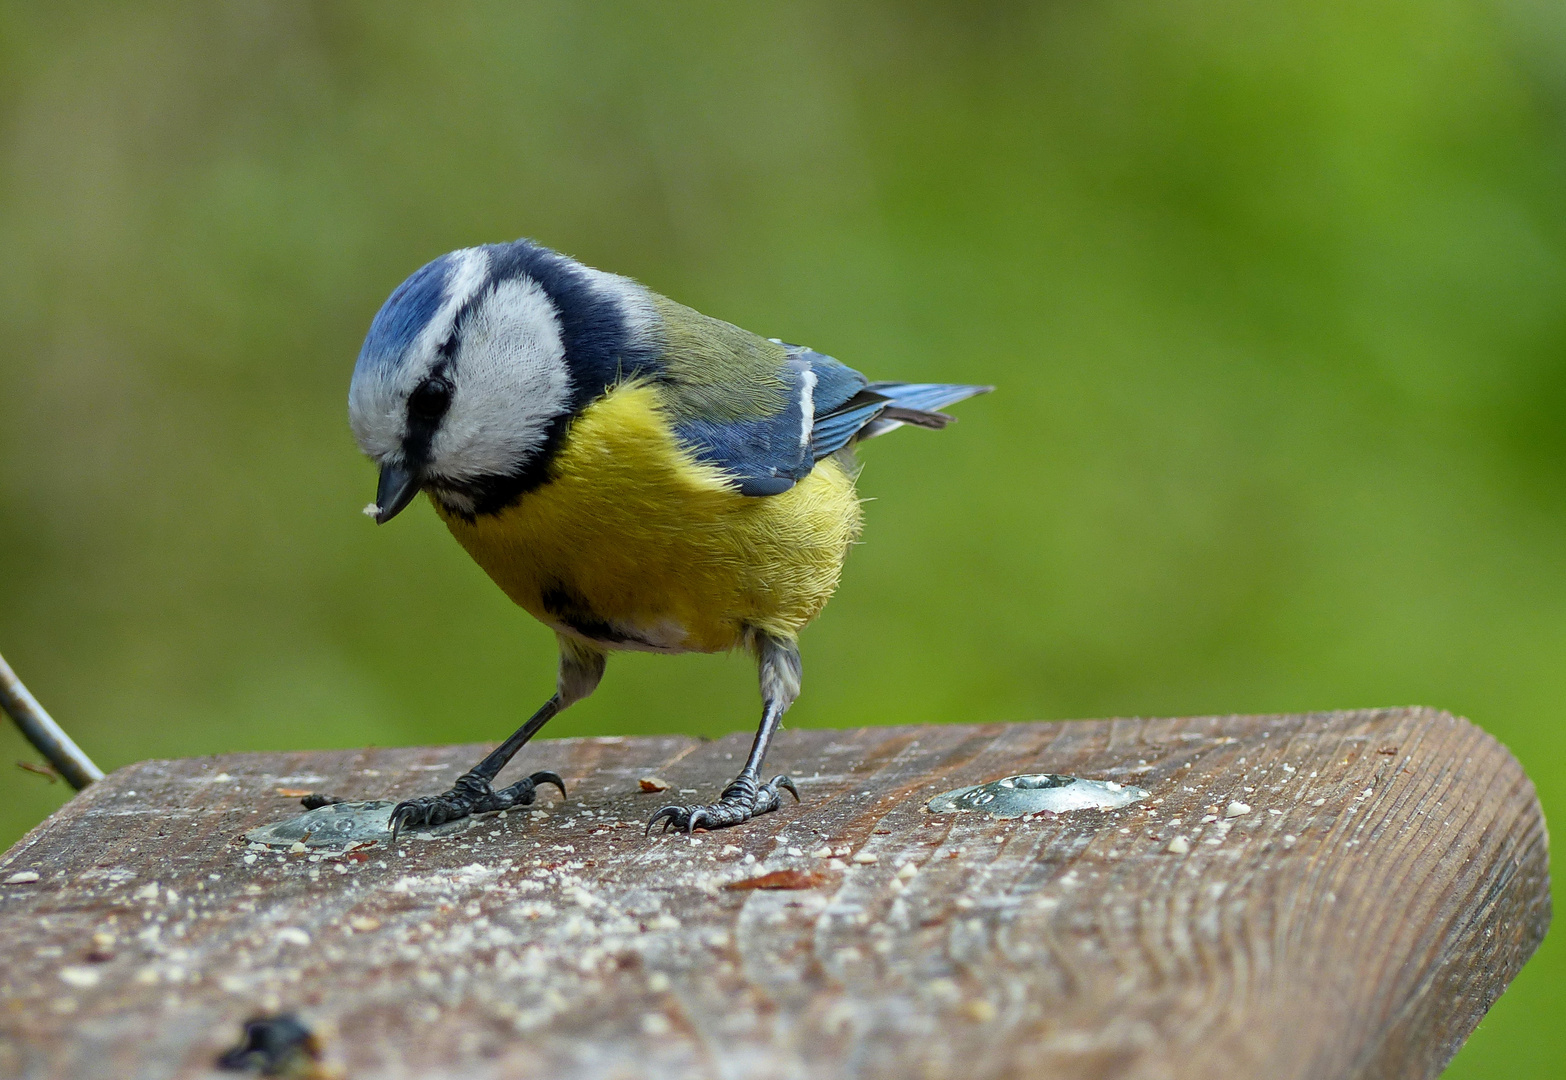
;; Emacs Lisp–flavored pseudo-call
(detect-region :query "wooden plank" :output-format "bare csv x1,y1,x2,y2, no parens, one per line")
0,708,1548,1080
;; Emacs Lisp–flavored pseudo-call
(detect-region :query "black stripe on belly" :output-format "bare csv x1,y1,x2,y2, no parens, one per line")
540,580,650,647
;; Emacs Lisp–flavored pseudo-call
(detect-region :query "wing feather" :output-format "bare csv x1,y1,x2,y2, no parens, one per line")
647,296,987,496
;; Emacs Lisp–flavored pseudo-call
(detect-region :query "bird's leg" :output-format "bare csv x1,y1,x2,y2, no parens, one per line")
648,631,802,834
389,637,605,846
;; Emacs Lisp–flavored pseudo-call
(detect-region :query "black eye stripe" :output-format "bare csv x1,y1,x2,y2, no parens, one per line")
400,363,455,472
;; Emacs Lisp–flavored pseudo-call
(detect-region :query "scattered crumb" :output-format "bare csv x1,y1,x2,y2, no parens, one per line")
641,1013,672,1036
1225,801,1251,818
57,966,100,989
826,858,847,871
963,999,998,1023
647,972,671,993
1283,835,1298,846
851,852,878,865
810,846,833,859
276,928,311,947
4,871,40,885
925,978,961,1005
638,777,670,793
896,862,918,881
1166,836,1192,855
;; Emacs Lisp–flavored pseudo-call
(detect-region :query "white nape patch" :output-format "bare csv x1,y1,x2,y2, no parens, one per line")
348,247,492,463
798,368,817,449
427,276,571,483
581,267,659,350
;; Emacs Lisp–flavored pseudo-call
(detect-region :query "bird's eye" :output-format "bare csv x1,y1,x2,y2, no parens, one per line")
408,376,453,421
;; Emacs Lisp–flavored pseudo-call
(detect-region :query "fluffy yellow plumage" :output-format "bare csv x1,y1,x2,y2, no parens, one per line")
436,379,863,655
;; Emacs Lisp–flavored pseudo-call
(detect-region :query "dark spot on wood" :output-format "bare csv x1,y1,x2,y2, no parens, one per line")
724,868,831,891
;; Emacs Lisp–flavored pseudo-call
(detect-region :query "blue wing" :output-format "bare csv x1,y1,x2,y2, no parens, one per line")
672,344,990,496
673,346,866,495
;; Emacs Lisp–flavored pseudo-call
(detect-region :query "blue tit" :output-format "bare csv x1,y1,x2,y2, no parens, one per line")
348,238,989,838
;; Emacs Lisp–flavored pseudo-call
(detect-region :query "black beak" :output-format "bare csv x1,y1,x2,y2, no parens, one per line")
372,461,422,524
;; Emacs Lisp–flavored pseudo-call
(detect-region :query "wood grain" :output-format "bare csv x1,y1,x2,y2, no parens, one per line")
0,708,1549,1079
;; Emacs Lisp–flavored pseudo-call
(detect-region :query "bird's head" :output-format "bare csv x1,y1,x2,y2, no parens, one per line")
348,244,577,522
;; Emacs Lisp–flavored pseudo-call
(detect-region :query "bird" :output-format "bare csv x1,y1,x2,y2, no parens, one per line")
347,238,989,840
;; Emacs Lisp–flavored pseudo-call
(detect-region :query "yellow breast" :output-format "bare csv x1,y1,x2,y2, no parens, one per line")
434,381,862,653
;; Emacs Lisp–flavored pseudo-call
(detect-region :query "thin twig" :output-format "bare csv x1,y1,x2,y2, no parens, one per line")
0,650,102,791
17,760,60,783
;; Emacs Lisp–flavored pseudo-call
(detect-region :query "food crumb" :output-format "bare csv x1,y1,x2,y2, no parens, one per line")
963,999,997,1023
58,966,100,989
1166,836,1192,855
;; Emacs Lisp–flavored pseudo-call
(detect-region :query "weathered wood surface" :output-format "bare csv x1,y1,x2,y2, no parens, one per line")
0,707,1549,1080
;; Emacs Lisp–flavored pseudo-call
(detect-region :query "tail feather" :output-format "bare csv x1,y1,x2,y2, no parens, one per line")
854,382,991,441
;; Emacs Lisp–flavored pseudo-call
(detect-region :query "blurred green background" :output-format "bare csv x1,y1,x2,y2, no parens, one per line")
0,1,1559,1072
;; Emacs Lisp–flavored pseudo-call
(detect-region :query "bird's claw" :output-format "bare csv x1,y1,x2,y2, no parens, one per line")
645,774,800,835
388,769,566,849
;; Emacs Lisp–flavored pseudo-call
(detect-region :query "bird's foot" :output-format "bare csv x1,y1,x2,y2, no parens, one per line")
646,773,799,835
389,770,565,847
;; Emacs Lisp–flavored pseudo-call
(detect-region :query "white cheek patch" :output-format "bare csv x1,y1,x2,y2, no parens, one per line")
430,276,573,482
